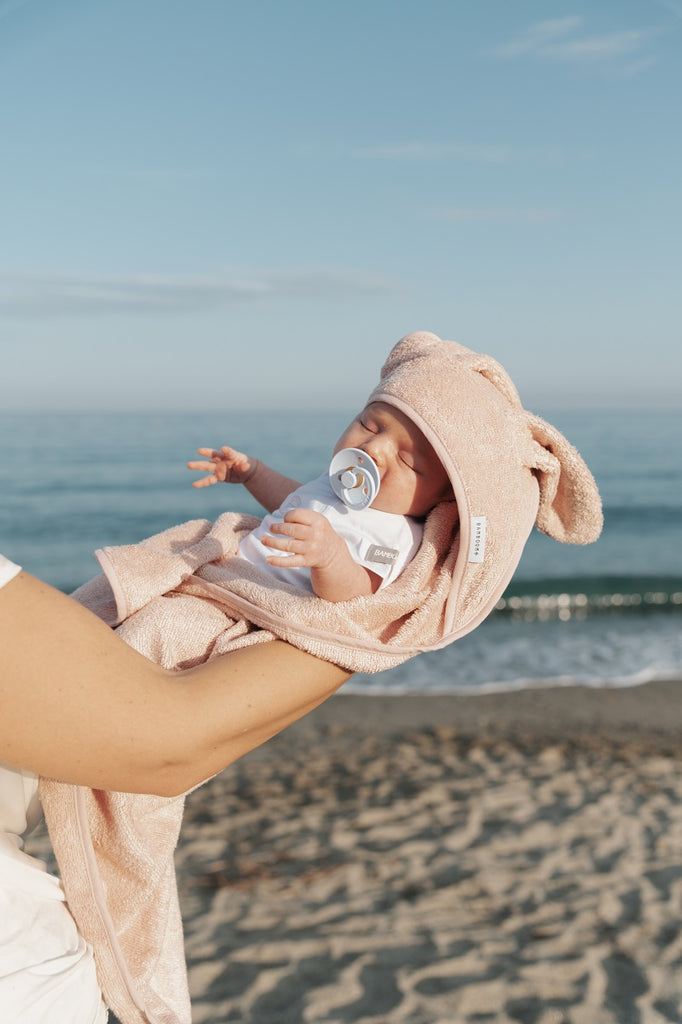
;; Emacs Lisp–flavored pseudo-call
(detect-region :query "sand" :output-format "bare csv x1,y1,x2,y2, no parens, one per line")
28,681,682,1023
175,682,682,1024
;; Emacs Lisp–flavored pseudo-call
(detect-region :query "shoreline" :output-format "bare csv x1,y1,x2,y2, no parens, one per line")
249,677,682,752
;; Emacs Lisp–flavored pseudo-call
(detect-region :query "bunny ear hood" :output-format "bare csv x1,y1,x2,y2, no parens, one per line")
368,331,603,639
525,413,603,545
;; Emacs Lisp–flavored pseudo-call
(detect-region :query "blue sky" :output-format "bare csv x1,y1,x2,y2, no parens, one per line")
2,0,681,412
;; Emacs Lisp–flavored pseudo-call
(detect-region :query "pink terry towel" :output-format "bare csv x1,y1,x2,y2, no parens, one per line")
39,332,603,1023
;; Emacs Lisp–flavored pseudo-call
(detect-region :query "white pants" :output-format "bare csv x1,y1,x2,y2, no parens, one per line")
0,851,108,1024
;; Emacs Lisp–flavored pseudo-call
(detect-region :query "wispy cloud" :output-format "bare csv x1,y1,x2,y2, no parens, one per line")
333,140,568,169
490,16,659,73
343,142,512,164
433,207,562,224
491,17,585,58
0,267,396,317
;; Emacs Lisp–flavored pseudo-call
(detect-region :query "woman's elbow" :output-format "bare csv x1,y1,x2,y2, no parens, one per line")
135,739,244,797
130,754,216,798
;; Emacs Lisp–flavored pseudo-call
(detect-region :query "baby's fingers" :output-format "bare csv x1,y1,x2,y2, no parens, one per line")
265,553,307,568
261,530,301,553
186,458,219,488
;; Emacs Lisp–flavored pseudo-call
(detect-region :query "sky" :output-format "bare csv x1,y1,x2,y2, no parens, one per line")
2,0,681,413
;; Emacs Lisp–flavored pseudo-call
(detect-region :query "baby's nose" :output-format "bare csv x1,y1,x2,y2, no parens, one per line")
361,435,388,465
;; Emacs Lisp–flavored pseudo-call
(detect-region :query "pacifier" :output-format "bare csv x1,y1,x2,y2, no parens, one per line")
329,448,381,510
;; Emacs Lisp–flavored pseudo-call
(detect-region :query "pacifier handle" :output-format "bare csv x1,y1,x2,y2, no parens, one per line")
340,468,362,489
329,448,381,510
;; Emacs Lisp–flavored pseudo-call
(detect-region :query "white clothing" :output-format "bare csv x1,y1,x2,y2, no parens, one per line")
0,558,107,1024
0,765,108,1023
0,554,21,589
239,473,423,593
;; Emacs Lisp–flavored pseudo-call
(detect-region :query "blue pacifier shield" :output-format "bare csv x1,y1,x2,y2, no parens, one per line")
329,448,381,510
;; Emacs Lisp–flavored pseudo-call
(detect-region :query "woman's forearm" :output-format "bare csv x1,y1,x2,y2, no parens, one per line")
0,572,349,795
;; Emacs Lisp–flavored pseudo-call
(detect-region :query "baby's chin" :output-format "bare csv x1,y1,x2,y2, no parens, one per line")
370,497,409,516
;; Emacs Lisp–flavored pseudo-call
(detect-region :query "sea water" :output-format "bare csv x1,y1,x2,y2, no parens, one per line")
1,409,680,695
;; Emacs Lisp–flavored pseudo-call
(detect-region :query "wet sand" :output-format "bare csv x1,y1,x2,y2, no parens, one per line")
174,681,682,1024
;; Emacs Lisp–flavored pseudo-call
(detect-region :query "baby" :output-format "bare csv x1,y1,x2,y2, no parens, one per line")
78,330,603,678
188,400,454,603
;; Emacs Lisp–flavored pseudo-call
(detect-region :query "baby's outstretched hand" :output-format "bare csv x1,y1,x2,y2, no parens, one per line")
262,508,345,569
187,446,256,488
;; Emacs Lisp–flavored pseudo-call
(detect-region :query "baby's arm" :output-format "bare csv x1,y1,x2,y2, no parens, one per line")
188,446,301,514
262,508,381,602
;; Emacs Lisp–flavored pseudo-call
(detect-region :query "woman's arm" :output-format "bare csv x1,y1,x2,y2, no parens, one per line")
0,572,349,796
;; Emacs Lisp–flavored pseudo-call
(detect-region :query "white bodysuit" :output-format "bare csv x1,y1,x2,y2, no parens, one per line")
239,473,423,593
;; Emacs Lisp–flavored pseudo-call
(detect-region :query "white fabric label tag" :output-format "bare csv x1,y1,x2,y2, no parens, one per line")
468,516,487,563
366,544,399,565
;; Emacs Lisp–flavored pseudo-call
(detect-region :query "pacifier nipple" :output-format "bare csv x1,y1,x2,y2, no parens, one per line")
329,448,381,510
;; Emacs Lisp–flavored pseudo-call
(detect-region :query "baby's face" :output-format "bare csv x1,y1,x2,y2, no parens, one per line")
334,402,452,517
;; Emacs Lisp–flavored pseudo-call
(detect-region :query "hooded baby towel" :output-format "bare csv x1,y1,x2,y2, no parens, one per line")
39,332,603,1023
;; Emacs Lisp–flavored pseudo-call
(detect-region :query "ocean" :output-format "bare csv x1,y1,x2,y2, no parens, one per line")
1,409,680,695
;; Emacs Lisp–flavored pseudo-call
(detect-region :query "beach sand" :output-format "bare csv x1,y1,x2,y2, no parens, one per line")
176,682,682,1024
29,681,682,1023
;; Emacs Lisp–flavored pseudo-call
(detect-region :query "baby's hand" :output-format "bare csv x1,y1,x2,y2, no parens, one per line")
187,446,256,488
261,509,346,569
